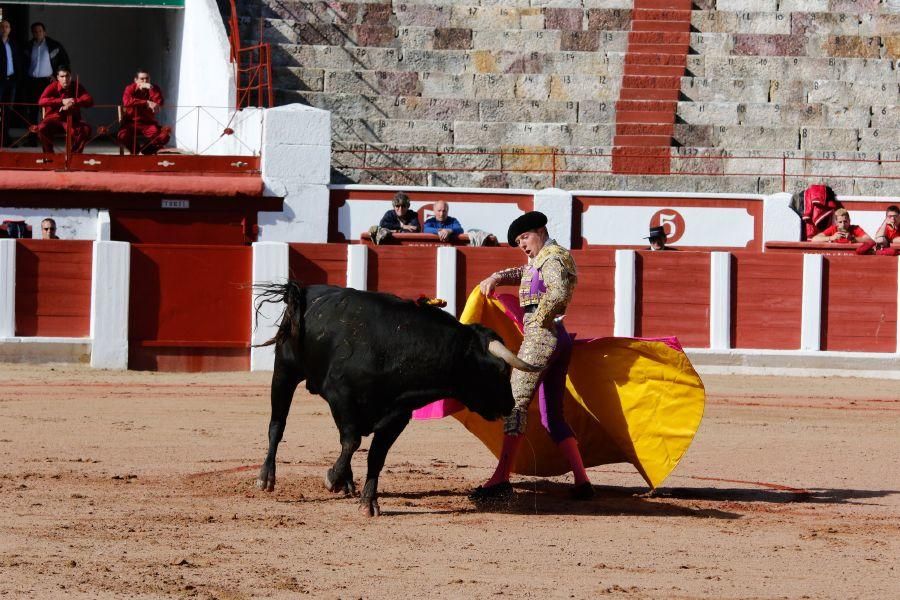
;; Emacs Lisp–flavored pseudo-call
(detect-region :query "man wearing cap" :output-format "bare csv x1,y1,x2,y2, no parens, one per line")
369,192,421,244
471,211,593,502
646,225,674,251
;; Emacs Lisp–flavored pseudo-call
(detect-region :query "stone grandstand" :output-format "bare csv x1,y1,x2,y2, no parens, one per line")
235,0,900,194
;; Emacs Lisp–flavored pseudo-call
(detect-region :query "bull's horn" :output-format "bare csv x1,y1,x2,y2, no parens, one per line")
488,340,541,372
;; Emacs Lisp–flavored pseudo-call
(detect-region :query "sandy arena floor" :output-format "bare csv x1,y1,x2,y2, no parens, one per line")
0,364,898,599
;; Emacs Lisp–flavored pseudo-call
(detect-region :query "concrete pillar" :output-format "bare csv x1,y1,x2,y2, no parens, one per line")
762,192,801,250
533,188,574,249
709,252,732,350
800,253,824,351
250,241,290,372
614,249,636,337
90,241,130,369
0,240,15,338
97,210,111,241
258,104,332,243
436,246,458,316
347,244,368,291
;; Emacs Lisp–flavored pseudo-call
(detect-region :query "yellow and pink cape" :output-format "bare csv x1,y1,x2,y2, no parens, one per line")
414,289,706,489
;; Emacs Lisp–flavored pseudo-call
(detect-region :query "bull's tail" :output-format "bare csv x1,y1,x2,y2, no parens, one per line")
253,280,306,347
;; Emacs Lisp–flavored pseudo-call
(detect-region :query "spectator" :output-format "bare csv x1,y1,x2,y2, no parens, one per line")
25,22,69,141
37,65,93,154
423,200,464,242
368,192,420,244
646,225,675,251
811,208,874,250
117,69,170,155
40,218,58,239
871,205,900,253
0,19,23,148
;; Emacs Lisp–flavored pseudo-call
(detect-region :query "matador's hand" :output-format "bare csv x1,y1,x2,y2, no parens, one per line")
479,275,499,296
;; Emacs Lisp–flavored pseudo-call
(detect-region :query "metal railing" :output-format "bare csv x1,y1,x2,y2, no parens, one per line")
0,102,262,167
228,0,274,109
333,146,900,192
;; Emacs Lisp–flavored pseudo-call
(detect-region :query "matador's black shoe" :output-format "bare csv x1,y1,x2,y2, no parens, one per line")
469,481,513,503
570,482,594,501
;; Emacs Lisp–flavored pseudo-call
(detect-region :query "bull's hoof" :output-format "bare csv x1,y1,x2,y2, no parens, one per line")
324,469,356,495
359,499,381,517
256,476,275,492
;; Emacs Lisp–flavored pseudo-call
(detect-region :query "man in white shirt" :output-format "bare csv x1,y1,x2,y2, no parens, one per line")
24,22,68,140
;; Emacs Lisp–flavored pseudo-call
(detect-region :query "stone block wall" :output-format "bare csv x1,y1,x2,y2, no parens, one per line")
234,0,900,194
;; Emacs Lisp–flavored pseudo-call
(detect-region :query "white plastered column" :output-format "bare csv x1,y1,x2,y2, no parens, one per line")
763,192,801,249
90,241,130,369
346,245,368,290
96,210,111,241
614,249,636,337
258,104,332,243
800,254,824,351
709,252,732,350
251,242,290,372
533,188,573,249
436,247,457,316
0,240,15,338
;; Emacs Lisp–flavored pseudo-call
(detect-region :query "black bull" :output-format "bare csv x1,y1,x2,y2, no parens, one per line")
255,282,536,516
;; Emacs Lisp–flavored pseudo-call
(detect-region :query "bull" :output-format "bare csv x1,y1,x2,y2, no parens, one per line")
255,282,536,516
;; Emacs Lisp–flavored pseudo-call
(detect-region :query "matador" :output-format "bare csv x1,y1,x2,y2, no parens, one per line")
470,211,593,502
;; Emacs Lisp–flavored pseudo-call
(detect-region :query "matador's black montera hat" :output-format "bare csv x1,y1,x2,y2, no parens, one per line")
507,211,548,247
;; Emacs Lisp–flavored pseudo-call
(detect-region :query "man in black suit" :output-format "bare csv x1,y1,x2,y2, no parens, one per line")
24,22,69,138
0,19,23,146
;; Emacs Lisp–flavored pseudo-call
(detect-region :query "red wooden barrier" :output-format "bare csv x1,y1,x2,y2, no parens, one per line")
368,246,438,300
129,244,252,371
111,210,256,245
289,243,347,286
15,240,92,337
567,249,616,339
732,252,803,350
636,251,710,347
456,246,523,312
822,256,897,352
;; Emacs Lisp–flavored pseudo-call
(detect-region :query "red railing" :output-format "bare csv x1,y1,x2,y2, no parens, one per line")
228,0,274,109
0,102,261,172
333,146,900,192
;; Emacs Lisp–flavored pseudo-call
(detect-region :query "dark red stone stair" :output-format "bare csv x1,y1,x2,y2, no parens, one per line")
612,1,693,175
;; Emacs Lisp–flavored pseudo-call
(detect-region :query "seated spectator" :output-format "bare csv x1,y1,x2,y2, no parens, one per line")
811,208,874,252
41,217,58,239
37,65,93,154
117,69,170,155
646,225,675,251
369,192,420,244
871,205,900,254
423,201,464,242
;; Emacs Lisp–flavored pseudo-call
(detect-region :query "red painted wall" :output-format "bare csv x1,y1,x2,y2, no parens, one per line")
289,243,347,286
456,246,523,311
368,246,437,300
111,210,256,245
128,244,252,371
636,251,710,348
15,240,92,337
822,256,897,352
732,252,803,350
567,249,616,339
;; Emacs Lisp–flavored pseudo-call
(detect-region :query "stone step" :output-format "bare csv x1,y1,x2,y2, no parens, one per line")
632,20,692,33
626,43,690,54
633,0,693,10
622,75,683,89
680,77,900,104
696,55,898,83
633,9,692,22
624,64,686,77
616,123,675,136
613,134,673,146
625,53,687,66
628,31,691,45
617,110,677,124
617,100,677,112
620,87,682,100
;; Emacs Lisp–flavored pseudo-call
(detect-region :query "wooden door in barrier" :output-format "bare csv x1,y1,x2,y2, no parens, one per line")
128,244,252,371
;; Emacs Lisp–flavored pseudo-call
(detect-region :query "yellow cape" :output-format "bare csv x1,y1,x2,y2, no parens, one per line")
452,288,705,489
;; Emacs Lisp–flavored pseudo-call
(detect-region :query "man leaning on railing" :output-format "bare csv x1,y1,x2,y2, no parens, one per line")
37,65,92,154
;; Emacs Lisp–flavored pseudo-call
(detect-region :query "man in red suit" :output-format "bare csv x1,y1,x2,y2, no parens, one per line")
117,69,169,155
36,65,93,153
